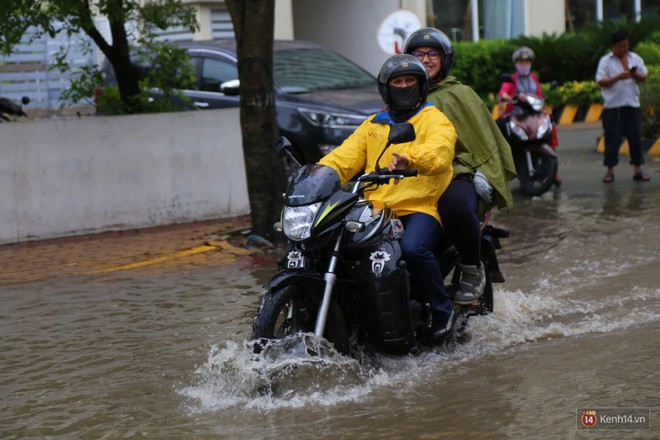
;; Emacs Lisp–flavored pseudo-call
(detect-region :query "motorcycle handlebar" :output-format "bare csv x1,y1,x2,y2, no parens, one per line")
360,169,418,181
392,169,418,177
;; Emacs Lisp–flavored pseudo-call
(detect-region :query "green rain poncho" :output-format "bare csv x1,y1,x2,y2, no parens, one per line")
427,76,516,211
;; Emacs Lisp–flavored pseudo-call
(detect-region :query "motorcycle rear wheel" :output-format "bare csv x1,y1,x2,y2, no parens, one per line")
251,284,350,355
516,152,558,196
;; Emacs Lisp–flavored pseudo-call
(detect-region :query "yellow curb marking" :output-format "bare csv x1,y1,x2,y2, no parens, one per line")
84,244,218,274
584,103,603,122
558,104,579,125
596,137,659,156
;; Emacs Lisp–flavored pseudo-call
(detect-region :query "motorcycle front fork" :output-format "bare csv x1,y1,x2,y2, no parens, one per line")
314,233,342,336
524,150,534,177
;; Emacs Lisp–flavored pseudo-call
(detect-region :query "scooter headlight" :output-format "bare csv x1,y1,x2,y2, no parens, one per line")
537,116,552,139
527,95,545,112
282,202,321,241
509,120,528,141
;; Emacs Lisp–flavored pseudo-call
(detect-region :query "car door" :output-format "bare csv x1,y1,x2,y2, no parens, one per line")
183,49,240,109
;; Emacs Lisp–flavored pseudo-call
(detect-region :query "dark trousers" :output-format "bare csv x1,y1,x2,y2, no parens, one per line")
437,177,481,266
602,106,644,167
399,213,453,322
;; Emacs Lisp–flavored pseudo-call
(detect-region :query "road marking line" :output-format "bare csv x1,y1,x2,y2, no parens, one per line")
84,244,218,274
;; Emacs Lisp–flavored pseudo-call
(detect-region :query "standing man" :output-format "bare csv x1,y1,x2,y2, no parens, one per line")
596,30,649,183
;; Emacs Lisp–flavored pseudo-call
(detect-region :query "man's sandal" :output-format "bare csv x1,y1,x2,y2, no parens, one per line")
633,171,650,181
603,172,615,183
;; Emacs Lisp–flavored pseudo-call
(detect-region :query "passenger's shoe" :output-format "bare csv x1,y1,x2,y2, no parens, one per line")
453,263,485,305
429,309,455,343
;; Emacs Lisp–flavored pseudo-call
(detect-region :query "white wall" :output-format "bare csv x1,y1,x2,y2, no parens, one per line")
275,0,294,39
0,109,250,244
525,0,565,36
292,0,425,76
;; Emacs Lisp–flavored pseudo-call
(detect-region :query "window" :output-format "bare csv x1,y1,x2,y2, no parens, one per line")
565,0,598,32
273,48,374,90
200,57,238,92
430,0,524,41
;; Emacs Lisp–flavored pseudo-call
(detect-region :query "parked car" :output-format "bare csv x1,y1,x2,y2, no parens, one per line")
101,39,383,166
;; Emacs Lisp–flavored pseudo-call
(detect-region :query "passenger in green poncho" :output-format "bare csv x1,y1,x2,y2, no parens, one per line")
404,27,516,305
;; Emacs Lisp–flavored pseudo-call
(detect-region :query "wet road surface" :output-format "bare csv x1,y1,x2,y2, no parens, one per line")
1,124,659,439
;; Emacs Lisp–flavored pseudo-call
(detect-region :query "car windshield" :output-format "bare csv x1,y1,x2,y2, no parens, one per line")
273,48,375,91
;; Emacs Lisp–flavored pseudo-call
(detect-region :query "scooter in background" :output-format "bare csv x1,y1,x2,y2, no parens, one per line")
497,75,558,196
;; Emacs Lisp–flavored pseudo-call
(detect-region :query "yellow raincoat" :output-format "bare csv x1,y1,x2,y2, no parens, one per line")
319,104,456,225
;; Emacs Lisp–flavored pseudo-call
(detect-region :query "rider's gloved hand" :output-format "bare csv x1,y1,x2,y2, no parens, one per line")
473,170,493,205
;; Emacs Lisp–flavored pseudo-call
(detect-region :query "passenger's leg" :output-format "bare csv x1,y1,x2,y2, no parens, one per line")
437,177,485,303
437,178,480,266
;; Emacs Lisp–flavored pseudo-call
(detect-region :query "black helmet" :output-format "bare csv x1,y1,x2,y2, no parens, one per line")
377,54,429,106
512,46,535,63
403,27,454,80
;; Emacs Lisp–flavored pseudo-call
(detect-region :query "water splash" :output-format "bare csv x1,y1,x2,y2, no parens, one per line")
180,286,659,412
180,333,376,411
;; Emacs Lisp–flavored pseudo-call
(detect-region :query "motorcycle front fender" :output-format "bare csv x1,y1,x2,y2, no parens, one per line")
525,142,557,158
264,269,325,292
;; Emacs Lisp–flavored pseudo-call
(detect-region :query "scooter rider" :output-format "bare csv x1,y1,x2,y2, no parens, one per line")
498,47,542,117
319,54,458,341
403,28,516,304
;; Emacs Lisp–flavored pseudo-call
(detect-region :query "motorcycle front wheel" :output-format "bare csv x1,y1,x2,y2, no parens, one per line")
251,284,350,355
516,151,558,196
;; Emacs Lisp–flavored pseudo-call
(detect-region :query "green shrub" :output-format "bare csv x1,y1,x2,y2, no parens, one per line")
512,32,599,84
540,80,602,107
635,42,660,66
452,39,516,99
580,16,660,55
640,65,660,138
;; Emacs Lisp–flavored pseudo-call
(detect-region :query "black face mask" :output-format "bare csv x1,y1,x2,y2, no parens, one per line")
390,84,421,111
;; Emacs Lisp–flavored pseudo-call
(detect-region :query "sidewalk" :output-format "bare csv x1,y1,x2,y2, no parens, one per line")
0,215,260,286
2,122,647,287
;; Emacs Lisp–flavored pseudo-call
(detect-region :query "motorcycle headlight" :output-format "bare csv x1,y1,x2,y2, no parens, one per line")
282,202,321,241
298,108,367,129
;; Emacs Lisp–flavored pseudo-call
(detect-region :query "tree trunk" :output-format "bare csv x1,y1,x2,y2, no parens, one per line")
226,0,287,240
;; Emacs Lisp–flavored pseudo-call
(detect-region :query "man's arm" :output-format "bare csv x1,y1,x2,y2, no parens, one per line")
597,69,634,87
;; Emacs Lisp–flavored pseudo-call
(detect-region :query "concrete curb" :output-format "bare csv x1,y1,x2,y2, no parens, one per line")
596,136,660,156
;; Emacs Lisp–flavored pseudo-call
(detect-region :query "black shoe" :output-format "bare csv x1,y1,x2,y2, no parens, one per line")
429,310,455,343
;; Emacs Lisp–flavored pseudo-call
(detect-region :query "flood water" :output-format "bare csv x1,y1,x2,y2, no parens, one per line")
1,144,659,439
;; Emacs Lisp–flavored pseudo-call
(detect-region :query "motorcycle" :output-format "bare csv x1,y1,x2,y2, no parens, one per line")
0,96,30,122
251,123,509,357
497,74,558,196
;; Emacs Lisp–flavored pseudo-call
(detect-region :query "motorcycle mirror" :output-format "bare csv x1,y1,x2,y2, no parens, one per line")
274,136,293,158
220,79,240,96
499,73,514,84
388,122,416,144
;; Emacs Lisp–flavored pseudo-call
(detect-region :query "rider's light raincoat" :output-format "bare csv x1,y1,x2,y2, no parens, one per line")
319,104,456,225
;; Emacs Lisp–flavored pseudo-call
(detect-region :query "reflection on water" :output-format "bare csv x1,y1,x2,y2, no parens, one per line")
601,184,648,218
1,157,659,438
